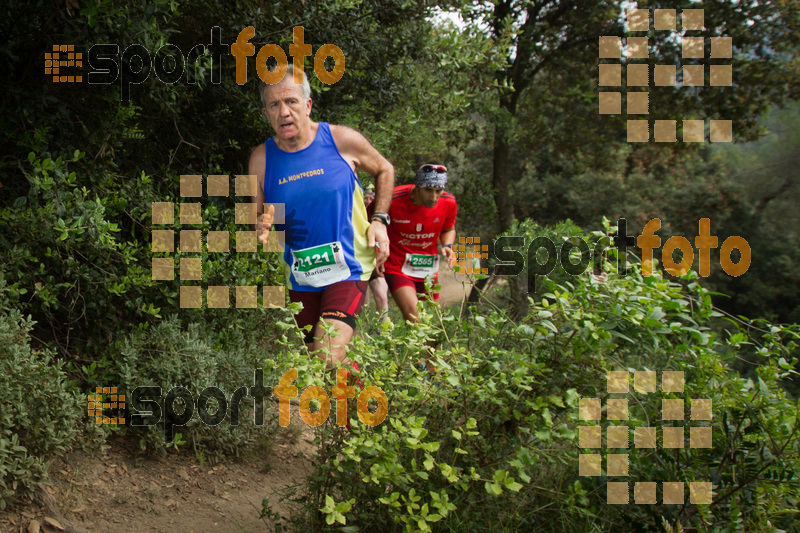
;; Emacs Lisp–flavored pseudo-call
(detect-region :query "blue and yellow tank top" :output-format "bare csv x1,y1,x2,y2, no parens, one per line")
263,122,374,292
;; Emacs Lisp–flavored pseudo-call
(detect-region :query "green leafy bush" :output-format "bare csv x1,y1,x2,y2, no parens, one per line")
281,221,799,532
0,309,82,509
114,313,295,461
0,151,155,359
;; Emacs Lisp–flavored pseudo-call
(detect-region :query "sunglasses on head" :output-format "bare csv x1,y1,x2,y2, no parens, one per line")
420,165,447,173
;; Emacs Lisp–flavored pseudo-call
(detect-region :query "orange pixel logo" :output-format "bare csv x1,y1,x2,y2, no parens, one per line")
453,237,488,275
599,7,733,143
46,45,83,83
579,370,713,505
151,174,286,309
88,387,125,425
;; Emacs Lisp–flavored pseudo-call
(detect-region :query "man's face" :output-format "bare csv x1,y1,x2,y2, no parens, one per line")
417,187,445,209
262,80,312,142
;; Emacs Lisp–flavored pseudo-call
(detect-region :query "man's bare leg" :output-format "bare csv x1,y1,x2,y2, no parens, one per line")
311,318,355,366
369,277,390,322
391,286,440,370
391,285,420,324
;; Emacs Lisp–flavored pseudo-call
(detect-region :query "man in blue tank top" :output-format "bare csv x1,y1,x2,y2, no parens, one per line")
248,65,394,370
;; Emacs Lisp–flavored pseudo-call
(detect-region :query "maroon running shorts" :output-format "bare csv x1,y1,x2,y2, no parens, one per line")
289,280,368,344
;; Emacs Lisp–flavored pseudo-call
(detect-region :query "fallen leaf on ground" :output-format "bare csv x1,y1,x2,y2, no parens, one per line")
44,517,64,530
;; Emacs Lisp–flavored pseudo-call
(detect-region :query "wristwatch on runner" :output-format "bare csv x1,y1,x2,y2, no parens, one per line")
371,212,391,226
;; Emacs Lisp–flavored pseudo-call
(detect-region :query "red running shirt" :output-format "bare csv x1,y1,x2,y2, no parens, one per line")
383,184,457,279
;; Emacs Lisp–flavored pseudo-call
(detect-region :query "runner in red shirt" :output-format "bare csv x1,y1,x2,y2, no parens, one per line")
379,163,457,322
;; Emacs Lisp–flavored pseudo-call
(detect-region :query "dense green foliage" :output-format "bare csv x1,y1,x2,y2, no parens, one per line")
0,307,83,510
2,0,437,357
264,223,799,532
117,316,279,460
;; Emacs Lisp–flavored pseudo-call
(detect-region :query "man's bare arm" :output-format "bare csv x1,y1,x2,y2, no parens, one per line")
329,125,394,212
440,227,456,246
439,227,456,262
248,144,273,244
330,125,394,265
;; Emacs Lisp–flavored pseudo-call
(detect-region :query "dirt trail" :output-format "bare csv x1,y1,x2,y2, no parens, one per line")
0,417,315,533
437,261,475,306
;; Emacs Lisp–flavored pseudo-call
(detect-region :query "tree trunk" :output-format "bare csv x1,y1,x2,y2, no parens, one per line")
492,120,515,234
467,275,490,304
493,115,532,318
